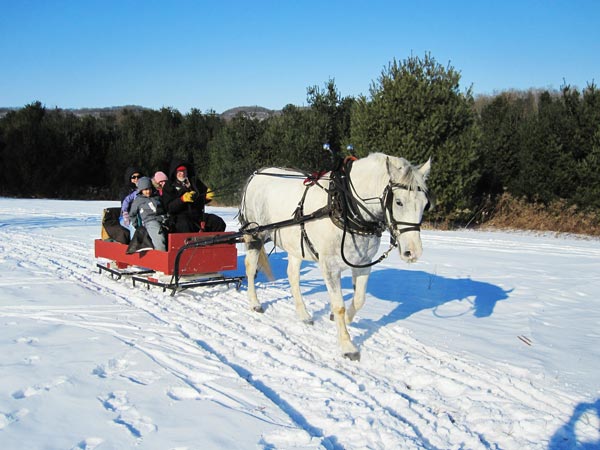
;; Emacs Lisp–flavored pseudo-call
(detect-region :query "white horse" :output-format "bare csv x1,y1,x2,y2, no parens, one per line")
239,152,431,360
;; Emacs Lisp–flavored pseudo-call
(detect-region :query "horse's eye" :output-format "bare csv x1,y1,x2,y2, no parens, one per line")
395,200,403,207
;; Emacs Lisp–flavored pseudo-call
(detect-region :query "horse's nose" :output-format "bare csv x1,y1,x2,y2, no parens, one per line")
402,249,420,262
399,235,422,262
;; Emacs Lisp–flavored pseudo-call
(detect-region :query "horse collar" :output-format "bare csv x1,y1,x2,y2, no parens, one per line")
327,163,386,237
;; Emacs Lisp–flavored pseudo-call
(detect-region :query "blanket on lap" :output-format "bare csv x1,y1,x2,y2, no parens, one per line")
101,207,130,245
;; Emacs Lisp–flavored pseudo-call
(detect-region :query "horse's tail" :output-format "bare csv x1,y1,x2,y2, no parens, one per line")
258,245,274,281
243,234,274,281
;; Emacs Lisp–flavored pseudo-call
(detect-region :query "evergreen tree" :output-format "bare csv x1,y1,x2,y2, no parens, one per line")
574,84,600,209
262,104,330,171
350,54,480,221
107,108,148,195
516,90,578,204
0,102,53,196
184,108,223,177
145,107,184,172
306,79,354,155
206,115,267,204
477,93,528,198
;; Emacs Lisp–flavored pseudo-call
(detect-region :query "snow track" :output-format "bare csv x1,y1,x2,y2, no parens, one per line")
1,202,598,449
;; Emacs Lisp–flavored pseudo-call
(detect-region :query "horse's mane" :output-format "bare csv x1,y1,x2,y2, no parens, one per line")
363,153,428,193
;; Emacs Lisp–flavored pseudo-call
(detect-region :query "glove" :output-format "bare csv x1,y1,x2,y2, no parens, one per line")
181,191,196,203
205,189,214,204
121,211,130,227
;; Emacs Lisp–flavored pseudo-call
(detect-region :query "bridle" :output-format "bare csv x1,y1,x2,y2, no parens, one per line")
338,162,430,268
381,182,430,236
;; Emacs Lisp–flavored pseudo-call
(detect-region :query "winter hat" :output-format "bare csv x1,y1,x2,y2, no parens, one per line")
124,166,143,184
176,165,187,172
136,176,153,192
154,171,168,183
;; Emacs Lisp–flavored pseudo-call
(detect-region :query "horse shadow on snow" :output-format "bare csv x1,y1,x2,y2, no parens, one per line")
548,398,600,449
239,253,511,342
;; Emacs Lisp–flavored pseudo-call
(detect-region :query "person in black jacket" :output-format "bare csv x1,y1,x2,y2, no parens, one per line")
119,166,144,203
161,159,226,233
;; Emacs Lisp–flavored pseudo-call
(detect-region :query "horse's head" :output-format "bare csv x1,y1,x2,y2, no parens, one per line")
384,157,431,263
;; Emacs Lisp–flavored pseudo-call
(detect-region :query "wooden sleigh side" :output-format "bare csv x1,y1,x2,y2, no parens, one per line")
95,232,244,294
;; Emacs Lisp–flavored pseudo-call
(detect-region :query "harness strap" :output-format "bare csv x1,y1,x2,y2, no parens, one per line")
240,206,330,237
295,184,321,260
303,170,328,186
340,222,398,268
328,159,385,236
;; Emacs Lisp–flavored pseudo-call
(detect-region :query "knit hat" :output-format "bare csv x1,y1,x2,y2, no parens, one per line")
153,171,168,183
176,165,187,172
136,176,153,192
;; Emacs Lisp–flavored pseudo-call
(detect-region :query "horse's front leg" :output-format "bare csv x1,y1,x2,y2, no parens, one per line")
346,267,371,324
321,264,360,361
288,255,313,324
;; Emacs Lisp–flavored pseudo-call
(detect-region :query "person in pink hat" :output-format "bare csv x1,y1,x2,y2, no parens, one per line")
152,171,168,195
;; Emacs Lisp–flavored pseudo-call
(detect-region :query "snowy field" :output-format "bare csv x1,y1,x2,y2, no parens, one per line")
0,198,599,449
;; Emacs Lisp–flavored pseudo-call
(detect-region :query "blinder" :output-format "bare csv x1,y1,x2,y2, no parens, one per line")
382,182,430,235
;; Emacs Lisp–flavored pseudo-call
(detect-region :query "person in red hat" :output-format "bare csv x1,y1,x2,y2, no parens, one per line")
161,159,226,233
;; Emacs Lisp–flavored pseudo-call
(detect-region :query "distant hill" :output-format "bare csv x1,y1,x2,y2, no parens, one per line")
66,105,152,117
220,105,281,121
0,105,151,119
0,107,20,118
0,105,281,120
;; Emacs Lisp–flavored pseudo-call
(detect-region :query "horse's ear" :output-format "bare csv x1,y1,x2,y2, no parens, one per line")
419,157,432,180
385,157,397,179
387,156,409,180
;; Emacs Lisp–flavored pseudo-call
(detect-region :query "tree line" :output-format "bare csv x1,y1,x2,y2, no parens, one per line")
1,53,599,225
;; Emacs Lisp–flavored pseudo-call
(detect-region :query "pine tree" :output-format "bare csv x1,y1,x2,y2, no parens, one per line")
350,54,480,221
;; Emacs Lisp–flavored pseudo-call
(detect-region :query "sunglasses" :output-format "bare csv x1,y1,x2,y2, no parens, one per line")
131,175,141,180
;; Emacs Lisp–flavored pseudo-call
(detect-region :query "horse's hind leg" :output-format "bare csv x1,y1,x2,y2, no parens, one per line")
244,236,264,313
321,264,360,360
346,267,371,323
287,255,313,324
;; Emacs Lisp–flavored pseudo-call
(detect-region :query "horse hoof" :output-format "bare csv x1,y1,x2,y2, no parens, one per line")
303,319,314,326
343,352,361,361
329,313,334,321
252,305,264,313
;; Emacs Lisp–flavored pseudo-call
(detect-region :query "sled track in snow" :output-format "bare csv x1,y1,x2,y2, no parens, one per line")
0,222,588,449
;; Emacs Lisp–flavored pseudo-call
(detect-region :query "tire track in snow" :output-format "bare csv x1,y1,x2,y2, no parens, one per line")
0,227,324,444
0,226,462,447
0,224,588,449
151,284,564,449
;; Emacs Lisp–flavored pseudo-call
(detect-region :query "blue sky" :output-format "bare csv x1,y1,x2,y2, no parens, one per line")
1,0,599,114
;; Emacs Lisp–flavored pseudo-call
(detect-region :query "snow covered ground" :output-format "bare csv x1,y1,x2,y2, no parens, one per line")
0,198,599,449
